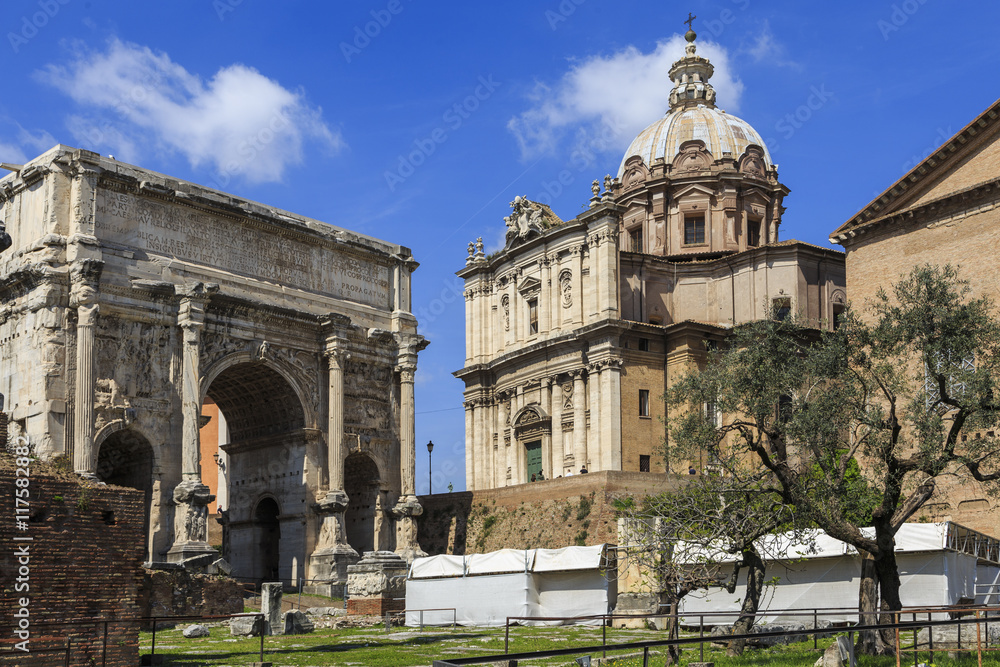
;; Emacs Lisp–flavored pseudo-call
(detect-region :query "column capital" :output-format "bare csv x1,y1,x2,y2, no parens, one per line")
397,364,416,384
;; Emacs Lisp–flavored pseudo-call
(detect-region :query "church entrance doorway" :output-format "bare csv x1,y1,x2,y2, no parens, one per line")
525,440,542,482
344,453,381,556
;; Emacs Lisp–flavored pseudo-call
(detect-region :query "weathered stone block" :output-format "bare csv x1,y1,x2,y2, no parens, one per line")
182,624,210,638
261,582,283,635
230,615,267,636
284,609,315,634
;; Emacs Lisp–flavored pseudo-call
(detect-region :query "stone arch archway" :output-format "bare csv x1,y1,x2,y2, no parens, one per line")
201,350,318,430
344,453,383,556
206,359,308,584
95,427,154,559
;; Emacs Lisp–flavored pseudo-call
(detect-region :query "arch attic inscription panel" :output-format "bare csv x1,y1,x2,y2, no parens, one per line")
95,189,392,309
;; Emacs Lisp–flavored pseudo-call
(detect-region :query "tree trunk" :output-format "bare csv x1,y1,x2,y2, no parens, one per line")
855,549,882,655
875,545,903,653
661,597,682,665
728,548,765,657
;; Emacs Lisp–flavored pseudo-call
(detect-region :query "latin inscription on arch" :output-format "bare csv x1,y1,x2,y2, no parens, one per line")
95,191,391,308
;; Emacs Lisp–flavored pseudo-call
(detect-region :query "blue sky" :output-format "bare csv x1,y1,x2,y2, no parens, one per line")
4,0,999,494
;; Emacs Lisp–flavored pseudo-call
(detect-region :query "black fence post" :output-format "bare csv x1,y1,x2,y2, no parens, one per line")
813,609,818,650
102,619,109,667
260,613,265,662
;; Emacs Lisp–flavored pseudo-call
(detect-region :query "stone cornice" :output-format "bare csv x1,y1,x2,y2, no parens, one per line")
453,318,629,381
829,176,1000,247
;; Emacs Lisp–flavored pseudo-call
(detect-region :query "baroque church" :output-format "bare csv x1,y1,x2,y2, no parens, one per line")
456,27,846,490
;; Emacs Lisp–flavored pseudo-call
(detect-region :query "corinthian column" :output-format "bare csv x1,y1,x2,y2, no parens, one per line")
326,343,348,494
70,260,103,477
167,282,218,565
398,363,417,496
392,337,427,563
572,369,588,473
308,320,359,590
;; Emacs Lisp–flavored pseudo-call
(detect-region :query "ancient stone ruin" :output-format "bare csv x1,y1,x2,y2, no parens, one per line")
0,146,428,588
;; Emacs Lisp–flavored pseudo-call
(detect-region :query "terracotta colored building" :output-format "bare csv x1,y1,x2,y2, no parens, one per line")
830,97,1000,534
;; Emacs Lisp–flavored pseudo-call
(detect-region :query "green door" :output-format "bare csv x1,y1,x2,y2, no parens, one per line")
525,440,542,482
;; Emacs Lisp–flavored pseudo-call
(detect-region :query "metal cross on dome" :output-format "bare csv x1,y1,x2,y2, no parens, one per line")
685,12,696,30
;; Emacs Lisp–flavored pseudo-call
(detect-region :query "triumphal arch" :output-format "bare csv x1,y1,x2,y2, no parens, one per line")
0,146,427,585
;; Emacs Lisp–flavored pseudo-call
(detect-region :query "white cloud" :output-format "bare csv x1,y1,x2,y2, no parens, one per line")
743,21,800,69
0,121,57,165
37,38,343,183
508,36,744,160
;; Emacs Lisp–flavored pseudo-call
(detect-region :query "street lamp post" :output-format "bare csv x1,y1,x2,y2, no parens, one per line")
426,440,434,495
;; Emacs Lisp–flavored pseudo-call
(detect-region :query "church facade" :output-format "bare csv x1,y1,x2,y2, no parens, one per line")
456,29,846,490
0,145,427,586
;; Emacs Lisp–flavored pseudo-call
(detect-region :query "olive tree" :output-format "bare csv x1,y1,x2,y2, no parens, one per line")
663,265,1000,654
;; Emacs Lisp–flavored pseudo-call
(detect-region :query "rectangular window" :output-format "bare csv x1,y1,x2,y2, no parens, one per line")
629,228,643,253
748,219,761,247
773,297,791,321
684,216,706,245
705,400,720,427
639,455,651,472
528,298,538,335
639,389,650,417
638,338,650,352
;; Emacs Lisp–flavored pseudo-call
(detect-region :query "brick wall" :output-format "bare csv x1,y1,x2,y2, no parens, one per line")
346,596,404,616
0,454,146,666
416,471,688,555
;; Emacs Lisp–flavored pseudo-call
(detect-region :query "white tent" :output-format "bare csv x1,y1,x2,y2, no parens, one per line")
677,522,998,626
405,545,616,626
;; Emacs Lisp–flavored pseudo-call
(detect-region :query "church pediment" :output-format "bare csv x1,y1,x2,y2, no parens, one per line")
517,276,541,297
673,182,716,200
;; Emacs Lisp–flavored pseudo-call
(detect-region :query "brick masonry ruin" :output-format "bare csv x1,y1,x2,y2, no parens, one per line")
0,455,146,666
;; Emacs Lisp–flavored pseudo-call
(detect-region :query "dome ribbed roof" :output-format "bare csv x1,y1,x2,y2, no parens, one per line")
617,105,773,178
617,27,772,179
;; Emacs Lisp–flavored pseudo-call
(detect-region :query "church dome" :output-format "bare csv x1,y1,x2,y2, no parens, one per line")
617,28,773,179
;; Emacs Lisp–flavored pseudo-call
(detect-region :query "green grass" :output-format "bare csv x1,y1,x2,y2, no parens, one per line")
139,624,1000,667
